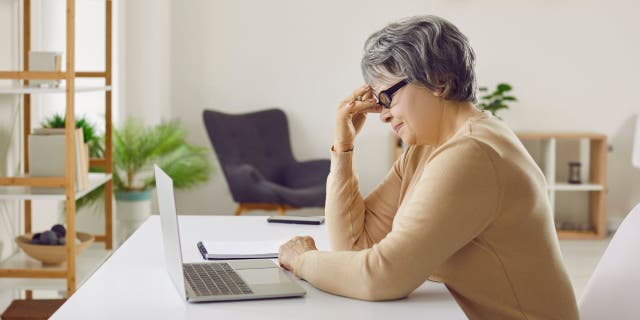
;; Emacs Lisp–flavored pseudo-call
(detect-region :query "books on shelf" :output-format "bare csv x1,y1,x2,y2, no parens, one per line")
28,128,89,191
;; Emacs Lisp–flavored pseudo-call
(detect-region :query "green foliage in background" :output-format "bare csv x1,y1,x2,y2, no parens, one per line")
478,83,518,119
113,118,212,192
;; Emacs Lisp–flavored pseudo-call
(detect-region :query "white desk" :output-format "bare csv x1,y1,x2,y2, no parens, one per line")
51,216,466,319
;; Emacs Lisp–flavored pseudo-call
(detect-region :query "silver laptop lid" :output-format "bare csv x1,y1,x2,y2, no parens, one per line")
154,165,187,300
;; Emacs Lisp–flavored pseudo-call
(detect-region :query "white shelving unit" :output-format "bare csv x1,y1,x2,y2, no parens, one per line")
517,132,608,239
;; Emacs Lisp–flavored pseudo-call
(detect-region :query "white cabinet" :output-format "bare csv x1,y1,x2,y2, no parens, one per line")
517,132,607,239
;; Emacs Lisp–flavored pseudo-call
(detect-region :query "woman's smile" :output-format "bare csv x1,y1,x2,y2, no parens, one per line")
393,122,404,134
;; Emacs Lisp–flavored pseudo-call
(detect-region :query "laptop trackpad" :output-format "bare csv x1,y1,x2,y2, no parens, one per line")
236,268,287,285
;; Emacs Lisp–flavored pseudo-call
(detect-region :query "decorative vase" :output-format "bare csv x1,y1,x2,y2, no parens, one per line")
115,189,152,246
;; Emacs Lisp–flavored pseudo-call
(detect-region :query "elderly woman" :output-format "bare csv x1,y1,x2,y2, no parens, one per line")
279,15,578,319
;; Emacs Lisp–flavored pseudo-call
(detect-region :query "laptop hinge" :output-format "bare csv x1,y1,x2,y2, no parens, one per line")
184,280,198,300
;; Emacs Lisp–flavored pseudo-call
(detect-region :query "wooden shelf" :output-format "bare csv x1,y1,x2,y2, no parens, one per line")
0,71,66,80
0,0,115,297
516,132,607,239
549,183,604,191
557,230,601,240
517,132,607,140
0,176,66,188
0,173,111,201
391,132,608,240
0,244,112,291
0,71,107,80
0,85,112,95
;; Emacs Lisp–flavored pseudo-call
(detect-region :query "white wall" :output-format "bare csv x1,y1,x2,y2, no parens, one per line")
121,0,171,124
168,0,640,223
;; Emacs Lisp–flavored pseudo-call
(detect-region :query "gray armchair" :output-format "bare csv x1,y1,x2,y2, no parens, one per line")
203,109,329,215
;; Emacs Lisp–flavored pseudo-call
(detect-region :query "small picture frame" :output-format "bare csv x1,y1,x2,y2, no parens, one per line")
28,51,63,88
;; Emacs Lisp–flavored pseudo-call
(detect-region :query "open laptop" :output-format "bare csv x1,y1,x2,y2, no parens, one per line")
154,165,306,302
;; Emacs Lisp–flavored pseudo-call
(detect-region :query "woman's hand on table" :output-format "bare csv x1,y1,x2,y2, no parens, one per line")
278,236,318,271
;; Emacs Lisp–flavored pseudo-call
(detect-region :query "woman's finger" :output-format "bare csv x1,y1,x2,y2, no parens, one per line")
338,85,374,110
361,90,375,101
365,105,383,114
349,99,382,114
348,84,373,102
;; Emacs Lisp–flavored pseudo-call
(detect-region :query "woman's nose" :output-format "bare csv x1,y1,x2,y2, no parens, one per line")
380,108,393,123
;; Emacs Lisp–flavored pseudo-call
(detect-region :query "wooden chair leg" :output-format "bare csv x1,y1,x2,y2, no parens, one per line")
235,203,294,216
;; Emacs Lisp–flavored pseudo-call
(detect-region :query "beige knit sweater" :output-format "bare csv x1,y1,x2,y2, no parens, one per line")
292,111,579,319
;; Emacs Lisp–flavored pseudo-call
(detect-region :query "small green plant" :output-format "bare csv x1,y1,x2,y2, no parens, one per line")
478,83,518,118
114,118,212,192
42,114,105,210
41,114,104,158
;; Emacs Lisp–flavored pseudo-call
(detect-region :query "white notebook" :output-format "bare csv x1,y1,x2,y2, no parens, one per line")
197,239,286,260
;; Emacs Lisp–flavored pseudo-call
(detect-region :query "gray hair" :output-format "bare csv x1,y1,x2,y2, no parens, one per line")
361,15,477,103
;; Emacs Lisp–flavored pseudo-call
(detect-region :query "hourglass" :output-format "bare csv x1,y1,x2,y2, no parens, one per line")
568,162,581,184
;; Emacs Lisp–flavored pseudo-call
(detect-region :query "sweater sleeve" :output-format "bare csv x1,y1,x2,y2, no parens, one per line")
324,146,404,251
293,138,502,301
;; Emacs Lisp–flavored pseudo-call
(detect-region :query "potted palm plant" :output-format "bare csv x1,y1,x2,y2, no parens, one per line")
114,118,212,244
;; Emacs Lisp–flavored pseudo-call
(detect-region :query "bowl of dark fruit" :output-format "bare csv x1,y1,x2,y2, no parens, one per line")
15,224,94,265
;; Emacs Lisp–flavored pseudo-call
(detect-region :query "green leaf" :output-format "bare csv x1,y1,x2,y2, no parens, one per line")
477,82,517,117
113,118,213,192
480,94,494,100
497,83,512,92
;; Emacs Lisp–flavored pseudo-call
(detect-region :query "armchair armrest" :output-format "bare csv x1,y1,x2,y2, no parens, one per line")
226,164,264,184
284,159,330,188
224,164,278,202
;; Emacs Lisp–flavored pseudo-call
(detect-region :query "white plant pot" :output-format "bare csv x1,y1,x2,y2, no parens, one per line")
115,190,152,247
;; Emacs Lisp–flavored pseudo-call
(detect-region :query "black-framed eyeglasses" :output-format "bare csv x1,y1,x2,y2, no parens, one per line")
376,79,408,109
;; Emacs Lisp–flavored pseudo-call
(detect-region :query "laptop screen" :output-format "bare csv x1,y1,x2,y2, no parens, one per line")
154,165,187,300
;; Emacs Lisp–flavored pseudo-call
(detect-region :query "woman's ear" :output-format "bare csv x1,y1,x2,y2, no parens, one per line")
434,84,450,97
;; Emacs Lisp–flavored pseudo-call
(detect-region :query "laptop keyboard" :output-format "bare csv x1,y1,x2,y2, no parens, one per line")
184,263,254,296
